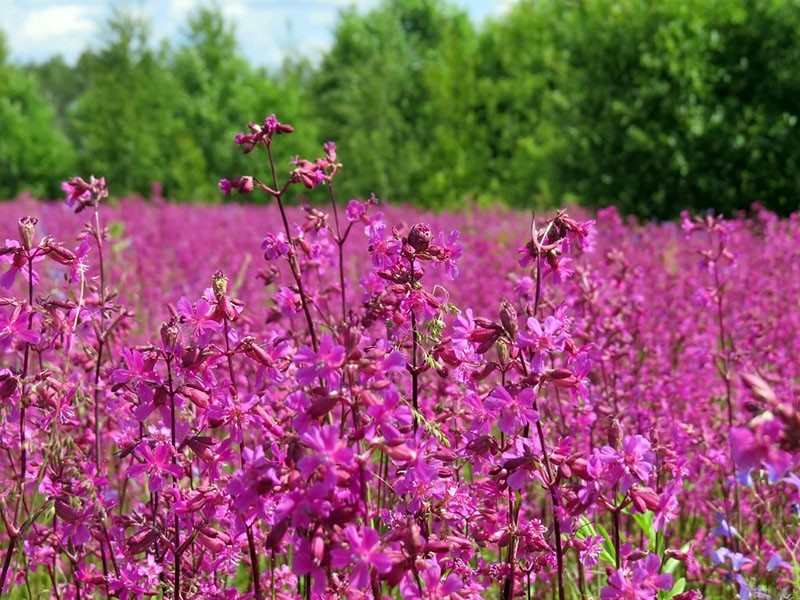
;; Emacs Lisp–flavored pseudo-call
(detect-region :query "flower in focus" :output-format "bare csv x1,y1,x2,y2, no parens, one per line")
127,444,183,493
330,525,392,588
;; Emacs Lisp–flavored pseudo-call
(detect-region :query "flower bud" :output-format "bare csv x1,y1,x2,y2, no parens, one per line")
54,499,81,524
18,217,37,251
0,370,18,400
43,240,77,265
311,535,325,566
630,486,660,512
127,528,160,554
407,223,433,252
496,339,510,366
197,531,229,553
499,299,518,341
160,319,179,350
740,372,777,407
212,270,228,299
608,416,623,451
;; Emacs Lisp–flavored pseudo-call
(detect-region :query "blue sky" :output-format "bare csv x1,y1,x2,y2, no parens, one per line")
0,0,515,68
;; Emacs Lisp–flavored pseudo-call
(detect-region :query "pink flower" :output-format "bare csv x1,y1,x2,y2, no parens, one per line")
298,425,354,490
294,333,346,389
127,444,183,493
331,525,392,588
730,421,793,483
518,315,567,372
0,305,38,352
597,435,655,493
484,385,539,435
400,561,463,599
261,232,290,260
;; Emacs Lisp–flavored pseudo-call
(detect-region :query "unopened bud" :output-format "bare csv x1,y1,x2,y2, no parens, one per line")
212,270,228,299
499,299,518,340
608,416,623,451
160,319,179,350
18,217,37,251
407,223,432,252
740,372,777,407
497,339,510,366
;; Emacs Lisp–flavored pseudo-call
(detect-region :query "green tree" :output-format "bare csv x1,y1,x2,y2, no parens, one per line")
0,32,75,198
169,4,321,200
312,0,476,207
72,11,203,199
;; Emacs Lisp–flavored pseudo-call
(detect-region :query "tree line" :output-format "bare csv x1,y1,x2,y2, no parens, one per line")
2,0,799,219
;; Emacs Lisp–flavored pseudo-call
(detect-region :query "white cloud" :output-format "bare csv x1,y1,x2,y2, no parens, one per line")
2,0,498,67
10,4,99,62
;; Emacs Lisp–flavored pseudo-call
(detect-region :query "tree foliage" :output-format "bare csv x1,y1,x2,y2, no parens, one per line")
0,33,75,198
1,0,800,217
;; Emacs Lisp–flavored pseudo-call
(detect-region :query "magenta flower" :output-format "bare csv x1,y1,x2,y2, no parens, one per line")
218,176,254,195
294,332,346,388
518,315,567,372
112,347,155,386
346,199,366,222
297,425,354,490
61,175,107,212
207,391,261,443
177,296,220,340
601,555,672,599
399,561,463,599
437,229,463,280
292,537,327,597
68,237,91,284
484,385,539,435
261,232,290,260
597,434,655,493
0,305,38,352
0,240,43,289
61,178,92,207
127,444,183,493
730,421,793,483
331,525,392,588
226,445,280,514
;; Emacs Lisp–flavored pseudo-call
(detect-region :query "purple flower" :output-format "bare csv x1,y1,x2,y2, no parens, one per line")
330,525,392,588
261,232,290,260
297,425,354,490
346,199,366,222
730,421,793,483
127,444,183,493
597,434,655,493
579,535,605,568
484,385,539,435
600,554,672,599
438,229,462,280
518,315,567,372
399,561,463,599
0,305,38,352
294,332,346,389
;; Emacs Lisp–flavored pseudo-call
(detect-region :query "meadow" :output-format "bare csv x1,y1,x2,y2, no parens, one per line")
0,116,798,599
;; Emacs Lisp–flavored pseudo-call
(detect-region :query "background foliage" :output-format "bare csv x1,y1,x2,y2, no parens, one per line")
3,0,800,218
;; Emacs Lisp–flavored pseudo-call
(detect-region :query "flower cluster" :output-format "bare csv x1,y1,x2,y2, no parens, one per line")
0,118,797,600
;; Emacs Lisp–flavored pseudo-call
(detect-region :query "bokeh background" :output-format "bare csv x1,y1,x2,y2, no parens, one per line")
1,0,799,219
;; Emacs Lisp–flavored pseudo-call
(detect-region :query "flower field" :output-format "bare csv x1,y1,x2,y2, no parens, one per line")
0,117,799,599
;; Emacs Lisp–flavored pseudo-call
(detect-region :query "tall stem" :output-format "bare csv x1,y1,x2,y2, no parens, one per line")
0,250,37,593
224,319,262,599
532,395,565,600
266,144,318,351
327,184,347,320
166,356,181,600
92,207,111,581
709,232,741,547
408,257,420,433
